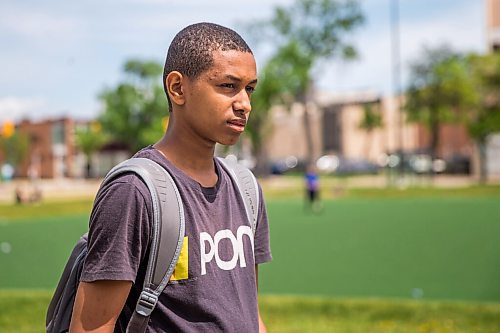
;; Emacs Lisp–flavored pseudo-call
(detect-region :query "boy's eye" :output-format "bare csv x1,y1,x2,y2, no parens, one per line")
220,83,235,89
246,86,255,94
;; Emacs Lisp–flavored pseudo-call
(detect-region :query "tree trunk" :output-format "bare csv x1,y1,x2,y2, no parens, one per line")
250,133,269,177
365,130,373,159
428,110,440,179
299,87,315,165
302,106,314,164
253,144,269,177
85,155,92,179
478,140,488,184
248,115,270,177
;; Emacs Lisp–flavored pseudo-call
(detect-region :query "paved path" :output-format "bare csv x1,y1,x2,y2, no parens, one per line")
1,174,499,204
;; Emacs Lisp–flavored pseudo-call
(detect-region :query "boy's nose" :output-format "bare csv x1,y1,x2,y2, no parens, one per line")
233,90,252,114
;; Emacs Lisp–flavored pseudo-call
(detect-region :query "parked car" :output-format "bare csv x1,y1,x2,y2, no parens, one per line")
316,155,380,175
270,156,306,175
444,154,471,174
383,151,447,174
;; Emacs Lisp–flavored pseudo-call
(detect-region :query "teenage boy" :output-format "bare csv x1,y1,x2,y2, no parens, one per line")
69,22,272,333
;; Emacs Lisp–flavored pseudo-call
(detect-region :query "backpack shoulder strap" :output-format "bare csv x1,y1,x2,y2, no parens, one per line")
217,157,260,234
46,233,88,333
100,157,185,333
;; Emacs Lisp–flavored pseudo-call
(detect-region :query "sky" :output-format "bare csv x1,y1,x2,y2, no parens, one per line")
0,0,486,123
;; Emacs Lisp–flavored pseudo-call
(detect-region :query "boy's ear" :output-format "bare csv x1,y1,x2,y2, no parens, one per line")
166,71,185,106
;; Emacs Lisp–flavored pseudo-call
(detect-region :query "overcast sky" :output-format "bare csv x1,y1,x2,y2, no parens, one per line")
0,0,486,123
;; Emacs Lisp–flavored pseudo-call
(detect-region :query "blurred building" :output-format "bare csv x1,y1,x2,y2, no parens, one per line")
2,118,129,179
266,92,473,173
485,0,500,177
487,0,500,51
16,118,77,179
265,0,500,178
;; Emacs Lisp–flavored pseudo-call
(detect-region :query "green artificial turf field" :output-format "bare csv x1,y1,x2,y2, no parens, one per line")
1,194,499,302
259,197,500,302
1,185,500,332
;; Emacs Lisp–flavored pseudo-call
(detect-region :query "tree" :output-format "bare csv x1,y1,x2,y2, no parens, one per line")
75,121,108,178
246,44,306,174
466,53,500,183
405,46,476,170
249,0,364,164
0,122,30,179
98,59,167,153
359,102,383,158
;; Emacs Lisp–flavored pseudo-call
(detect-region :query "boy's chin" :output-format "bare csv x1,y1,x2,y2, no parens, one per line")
218,136,241,146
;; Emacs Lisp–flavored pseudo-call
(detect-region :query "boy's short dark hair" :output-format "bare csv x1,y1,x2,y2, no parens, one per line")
163,22,253,110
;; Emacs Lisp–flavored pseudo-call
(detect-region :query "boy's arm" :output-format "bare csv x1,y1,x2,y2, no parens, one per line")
69,280,132,333
256,265,268,333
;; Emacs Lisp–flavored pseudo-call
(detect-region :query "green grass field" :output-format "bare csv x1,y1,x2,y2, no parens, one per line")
1,183,500,331
2,291,500,333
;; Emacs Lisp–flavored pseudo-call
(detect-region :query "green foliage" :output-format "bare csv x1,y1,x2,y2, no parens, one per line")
123,59,163,80
257,0,364,98
75,122,108,178
247,41,312,161
247,0,364,166
405,48,500,182
466,53,500,142
358,102,384,156
359,103,383,131
75,122,107,157
267,0,364,61
405,46,477,158
98,59,167,153
0,132,30,168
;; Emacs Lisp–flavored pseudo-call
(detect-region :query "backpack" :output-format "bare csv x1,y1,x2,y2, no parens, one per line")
46,156,259,333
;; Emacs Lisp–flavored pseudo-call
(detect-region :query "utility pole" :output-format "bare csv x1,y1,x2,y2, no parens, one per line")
390,0,405,183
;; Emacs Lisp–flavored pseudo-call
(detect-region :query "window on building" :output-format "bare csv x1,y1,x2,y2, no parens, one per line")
52,122,65,145
323,105,342,154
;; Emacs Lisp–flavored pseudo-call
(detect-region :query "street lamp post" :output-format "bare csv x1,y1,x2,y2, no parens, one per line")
390,0,405,183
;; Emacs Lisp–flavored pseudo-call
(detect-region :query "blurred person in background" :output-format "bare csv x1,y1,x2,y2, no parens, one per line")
305,163,322,213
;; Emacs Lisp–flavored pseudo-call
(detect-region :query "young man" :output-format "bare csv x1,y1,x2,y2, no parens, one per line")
69,23,272,332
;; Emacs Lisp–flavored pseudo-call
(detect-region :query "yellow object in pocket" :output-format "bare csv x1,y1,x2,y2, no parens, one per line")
170,236,188,281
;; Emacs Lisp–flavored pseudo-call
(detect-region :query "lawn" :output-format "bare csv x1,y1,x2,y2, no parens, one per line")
1,183,500,331
1,291,500,333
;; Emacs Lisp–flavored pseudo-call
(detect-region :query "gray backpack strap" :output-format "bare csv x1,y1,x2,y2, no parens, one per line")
100,158,185,333
217,157,260,234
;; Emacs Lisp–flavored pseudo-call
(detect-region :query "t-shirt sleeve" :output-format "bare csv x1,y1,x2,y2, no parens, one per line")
254,184,272,265
80,174,151,283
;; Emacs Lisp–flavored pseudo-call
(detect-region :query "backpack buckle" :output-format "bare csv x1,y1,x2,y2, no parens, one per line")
136,290,158,316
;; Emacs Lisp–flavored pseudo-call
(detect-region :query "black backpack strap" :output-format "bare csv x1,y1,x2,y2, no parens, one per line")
46,233,88,333
217,157,260,234
99,158,185,333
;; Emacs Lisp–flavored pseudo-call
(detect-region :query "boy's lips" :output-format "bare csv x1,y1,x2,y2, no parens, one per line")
227,118,246,132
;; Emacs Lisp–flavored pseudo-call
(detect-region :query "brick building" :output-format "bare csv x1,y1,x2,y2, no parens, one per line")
265,92,473,171
15,118,77,179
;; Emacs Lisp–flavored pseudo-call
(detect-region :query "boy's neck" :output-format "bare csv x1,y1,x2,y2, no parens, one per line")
153,134,218,188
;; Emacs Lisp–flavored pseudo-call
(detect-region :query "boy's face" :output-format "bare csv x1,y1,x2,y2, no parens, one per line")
181,49,257,146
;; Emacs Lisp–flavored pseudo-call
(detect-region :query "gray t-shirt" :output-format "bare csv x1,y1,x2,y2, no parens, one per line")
81,146,272,333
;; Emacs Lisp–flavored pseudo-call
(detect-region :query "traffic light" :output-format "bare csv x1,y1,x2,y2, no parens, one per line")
1,121,15,138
